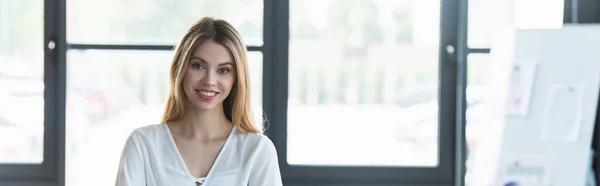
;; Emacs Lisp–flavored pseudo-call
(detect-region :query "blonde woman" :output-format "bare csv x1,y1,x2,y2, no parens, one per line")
115,17,282,186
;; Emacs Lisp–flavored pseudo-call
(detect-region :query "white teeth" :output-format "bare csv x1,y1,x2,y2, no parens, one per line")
200,91,216,96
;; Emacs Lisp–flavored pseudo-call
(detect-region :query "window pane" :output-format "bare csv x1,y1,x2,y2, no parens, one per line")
468,0,564,48
67,0,263,46
288,0,440,167
464,54,502,186
65,50,262,186
0,0,44,164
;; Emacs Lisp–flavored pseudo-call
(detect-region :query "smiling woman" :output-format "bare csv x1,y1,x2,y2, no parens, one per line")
64,49,263,186
114,17,282,186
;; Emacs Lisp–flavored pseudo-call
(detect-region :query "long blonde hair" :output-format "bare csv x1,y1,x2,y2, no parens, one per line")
161,17,261,134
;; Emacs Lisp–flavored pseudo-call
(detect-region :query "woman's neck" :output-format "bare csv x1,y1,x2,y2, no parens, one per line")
172,104,233,141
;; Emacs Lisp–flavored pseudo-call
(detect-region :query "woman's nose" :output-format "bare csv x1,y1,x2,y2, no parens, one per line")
201,70,217,86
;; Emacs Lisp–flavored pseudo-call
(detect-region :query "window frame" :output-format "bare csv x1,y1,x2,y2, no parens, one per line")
261,0,464,185
0,0,65,184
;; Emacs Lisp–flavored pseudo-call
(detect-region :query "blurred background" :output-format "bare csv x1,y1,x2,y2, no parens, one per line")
0,0,580,185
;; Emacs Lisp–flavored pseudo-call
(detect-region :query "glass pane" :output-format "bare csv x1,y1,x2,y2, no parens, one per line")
468,0,564,48
463,54,502,186
0,0,44,164
65,50,263,186
67,0,263,46
288,0,440,167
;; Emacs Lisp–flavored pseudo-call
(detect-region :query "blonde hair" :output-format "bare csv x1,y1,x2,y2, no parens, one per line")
161,17,261,134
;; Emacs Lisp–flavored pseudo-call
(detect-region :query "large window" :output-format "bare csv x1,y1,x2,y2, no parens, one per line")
0,0,58,181
268,0,458,184
287,0,440,167
0,0,44,165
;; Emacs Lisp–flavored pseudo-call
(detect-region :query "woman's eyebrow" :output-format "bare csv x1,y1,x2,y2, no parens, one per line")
190,56,207,63
218,62,234,66
190,56,233,66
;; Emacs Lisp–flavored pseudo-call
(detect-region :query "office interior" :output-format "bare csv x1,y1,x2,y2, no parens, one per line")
1,0,600,185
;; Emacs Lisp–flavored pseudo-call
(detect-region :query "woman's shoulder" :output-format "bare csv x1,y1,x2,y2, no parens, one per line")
133,123,165,132
130,123,165,134
127,123,168,142
233,128,269,143
232,130,276,155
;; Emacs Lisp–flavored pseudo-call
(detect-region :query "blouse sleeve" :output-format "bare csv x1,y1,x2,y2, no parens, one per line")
248,136,283,186
115,131,146,186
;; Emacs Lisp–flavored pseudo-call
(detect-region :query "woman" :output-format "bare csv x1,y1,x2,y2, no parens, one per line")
115,17,282,186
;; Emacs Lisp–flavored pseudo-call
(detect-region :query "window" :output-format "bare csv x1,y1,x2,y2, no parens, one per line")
270,0,458,184
288,0,440,167
0,0,44,165
0,0,58,181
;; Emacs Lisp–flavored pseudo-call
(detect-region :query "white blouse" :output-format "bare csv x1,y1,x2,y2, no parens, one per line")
115,123,283,186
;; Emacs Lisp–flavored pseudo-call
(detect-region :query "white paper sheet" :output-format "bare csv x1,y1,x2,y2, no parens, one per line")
541,84,585,142
506,60,537,116
497,154,552,186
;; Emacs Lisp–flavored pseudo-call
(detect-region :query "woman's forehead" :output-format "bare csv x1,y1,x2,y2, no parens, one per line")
191,40,234,65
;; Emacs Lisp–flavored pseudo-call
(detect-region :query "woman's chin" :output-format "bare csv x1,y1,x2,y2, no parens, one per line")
189,99,223,111
192,103,217,111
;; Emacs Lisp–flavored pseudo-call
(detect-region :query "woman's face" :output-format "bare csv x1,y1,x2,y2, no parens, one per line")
182,40,236,111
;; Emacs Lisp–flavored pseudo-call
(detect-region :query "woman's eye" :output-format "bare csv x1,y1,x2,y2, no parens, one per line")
218,68,230,74
191,63,204,69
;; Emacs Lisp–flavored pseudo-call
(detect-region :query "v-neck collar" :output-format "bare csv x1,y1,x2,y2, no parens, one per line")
162,122,236,184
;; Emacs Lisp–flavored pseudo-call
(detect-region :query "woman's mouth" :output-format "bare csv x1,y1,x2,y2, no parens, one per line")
195,89,219,101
